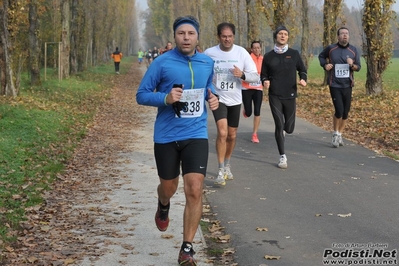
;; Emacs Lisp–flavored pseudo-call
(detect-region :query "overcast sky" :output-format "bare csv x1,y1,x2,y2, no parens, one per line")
137,0,399,12
345,0,399,10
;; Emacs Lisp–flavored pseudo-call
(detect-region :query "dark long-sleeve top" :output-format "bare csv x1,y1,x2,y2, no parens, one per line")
260,48,307,100
318,42,361,88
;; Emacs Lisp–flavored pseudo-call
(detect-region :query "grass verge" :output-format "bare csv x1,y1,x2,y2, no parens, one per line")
0,57,133,251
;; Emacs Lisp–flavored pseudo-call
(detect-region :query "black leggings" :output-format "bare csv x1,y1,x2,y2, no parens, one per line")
329,87,352,120
242,89,263,117
114,62,120,72
269,95,296,155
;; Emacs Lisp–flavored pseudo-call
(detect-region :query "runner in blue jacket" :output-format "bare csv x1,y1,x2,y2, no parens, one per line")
136,15,219,266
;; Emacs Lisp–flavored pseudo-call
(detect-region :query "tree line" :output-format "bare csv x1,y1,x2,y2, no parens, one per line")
0,0,139,96
0,0,396,97
143,0,396,95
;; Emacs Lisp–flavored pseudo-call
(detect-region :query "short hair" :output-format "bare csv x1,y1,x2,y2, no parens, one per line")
337,27,349,36
251,40,261,48
217,22,235,36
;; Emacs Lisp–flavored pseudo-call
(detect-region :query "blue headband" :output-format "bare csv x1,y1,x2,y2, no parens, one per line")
173,16,200,37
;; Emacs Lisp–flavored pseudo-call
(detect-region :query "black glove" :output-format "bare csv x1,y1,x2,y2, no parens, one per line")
172,101,188,118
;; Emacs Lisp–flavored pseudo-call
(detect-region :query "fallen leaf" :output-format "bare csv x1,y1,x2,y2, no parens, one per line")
256,227,269,231
27,257,38,263
264,255,281,260
337,213,352,218
217,234,231,243
64,258,75,265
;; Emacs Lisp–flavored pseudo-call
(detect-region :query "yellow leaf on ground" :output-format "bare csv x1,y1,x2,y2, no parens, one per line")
265,255,281,260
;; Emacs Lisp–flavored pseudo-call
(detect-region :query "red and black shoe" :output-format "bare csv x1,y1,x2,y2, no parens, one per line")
178,243,197,266
155,201,169,231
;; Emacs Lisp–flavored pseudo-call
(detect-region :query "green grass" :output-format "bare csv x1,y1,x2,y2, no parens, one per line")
307,57,399,91
0,57,134,248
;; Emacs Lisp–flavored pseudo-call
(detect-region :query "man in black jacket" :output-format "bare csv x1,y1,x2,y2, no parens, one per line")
261,26,307,169
318,27,361,148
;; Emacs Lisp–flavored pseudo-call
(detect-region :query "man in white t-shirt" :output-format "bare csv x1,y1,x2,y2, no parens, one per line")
204,22,259,186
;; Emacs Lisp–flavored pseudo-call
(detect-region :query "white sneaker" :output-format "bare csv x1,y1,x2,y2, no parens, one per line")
214,168,226,185
278,156,287,169
331,133,339,148
338,134,344,146
224,164,234,180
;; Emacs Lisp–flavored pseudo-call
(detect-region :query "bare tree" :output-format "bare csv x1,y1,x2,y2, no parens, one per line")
61,0,70,78
273,0,285,27
321,0,342,85
0,0,17,96
246,0,260,46
362,0,395,95
301,0,309,69
29,0,41,85
70,0,79,74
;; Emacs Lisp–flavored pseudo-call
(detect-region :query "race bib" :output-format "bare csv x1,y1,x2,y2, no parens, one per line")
335,64,350,78
216,73,237,91
249,79,262,87
177,88,205,118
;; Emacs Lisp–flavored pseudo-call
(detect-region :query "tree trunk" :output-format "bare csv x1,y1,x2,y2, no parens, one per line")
365,52,383,95
301,0,309,69
273,0,285,27
322,1,342,85
70,0,78,74
246,0,260,46
0,0,17,96
61,0,70,78
29,0,41,86
362,0,394,95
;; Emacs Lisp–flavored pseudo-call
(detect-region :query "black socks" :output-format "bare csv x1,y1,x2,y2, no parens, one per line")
181,241,194,253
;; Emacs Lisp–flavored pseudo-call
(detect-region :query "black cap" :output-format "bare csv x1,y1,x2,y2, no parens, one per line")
273,25,289,40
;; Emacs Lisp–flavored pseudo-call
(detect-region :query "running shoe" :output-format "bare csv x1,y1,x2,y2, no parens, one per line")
251,133,259,143
278,156,288,169
214,168,226,185
224,164,234,180
332,133,339,148
155,201,169,231
178,246,197,265
338,134,344,146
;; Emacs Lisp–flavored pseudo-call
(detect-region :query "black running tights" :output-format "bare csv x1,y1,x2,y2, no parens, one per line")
269,95,296,155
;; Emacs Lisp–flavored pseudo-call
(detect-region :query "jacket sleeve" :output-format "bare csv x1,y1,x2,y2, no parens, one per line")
318,46,329,68
354,47,361,72
136,64,169,107
242,52,260,83
296,51,308,81
206,63,217,100
260,53,269,83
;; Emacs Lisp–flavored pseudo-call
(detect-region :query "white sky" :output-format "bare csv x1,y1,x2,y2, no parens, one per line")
345,0,399,10
137,0,399,11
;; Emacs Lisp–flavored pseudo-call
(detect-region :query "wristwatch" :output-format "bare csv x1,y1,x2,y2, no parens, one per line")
241,72,246,80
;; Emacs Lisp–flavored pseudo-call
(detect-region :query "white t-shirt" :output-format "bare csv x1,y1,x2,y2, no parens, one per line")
204,44,258,106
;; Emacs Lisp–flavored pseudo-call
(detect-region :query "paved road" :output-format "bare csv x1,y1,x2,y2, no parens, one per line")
204,103,399,266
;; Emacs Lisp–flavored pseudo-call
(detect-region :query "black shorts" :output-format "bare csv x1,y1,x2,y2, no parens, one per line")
154,139,208,180
212,103,241,127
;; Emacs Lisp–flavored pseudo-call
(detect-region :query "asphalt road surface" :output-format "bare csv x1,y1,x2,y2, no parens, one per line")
204,103,399,266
